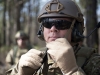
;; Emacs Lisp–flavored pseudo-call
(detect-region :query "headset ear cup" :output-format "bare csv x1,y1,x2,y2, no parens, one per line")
37,30,44,40
71,27,78,42
37,25,44,41
71,22,83,43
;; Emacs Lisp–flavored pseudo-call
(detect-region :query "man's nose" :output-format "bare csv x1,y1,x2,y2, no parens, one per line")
50,26,58,32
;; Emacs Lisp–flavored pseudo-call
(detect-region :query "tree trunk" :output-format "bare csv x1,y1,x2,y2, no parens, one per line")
85,0,98,48
8,0,13,44
28,0,32,38
2,0,6,45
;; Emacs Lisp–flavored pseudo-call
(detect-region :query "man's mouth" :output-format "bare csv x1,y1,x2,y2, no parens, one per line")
49,37,59,41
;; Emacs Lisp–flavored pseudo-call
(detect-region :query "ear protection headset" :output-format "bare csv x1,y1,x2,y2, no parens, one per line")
71,21,84,42
37,24,44,40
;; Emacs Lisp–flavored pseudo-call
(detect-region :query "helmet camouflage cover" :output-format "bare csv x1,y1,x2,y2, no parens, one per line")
15,31,29,39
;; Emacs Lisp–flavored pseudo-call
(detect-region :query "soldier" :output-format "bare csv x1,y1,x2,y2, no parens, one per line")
6,31,33,68
6,0,100,75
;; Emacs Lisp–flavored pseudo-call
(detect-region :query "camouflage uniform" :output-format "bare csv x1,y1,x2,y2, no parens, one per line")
6,45,100,75
6,45,32,66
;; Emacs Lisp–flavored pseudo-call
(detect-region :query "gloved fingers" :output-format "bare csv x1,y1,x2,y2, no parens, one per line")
46,40,65,50
46,38,71,49
25,53,43,63
24,57,42,69
28,49,43,56
19,55,34,67
55,38,71,46
46,41,60,49
47,49,57,55
47,46,71,57
47,49,56,61
55,38,68,43
19,54,42,69
47,49,65,61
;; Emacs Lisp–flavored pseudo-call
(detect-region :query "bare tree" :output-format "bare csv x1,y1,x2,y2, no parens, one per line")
2,0,6,45
85,0,98,48
79,0,98,49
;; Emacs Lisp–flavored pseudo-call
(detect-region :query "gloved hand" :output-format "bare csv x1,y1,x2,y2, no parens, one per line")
46,38,78,74
18,49,45,75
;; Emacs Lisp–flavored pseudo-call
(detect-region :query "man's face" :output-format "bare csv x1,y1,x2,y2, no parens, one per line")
43,18,73,43
17,38,28,48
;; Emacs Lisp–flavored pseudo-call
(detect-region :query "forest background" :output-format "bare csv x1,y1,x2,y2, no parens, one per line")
0,0,100,74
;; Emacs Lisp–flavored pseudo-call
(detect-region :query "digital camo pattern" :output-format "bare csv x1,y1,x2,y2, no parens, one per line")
83,54,100,75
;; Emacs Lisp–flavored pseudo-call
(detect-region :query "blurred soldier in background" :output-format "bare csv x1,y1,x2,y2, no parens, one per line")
6,31,33,68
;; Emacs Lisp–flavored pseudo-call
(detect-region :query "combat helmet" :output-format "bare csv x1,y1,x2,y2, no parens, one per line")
15,31,29,40
37,0,84,42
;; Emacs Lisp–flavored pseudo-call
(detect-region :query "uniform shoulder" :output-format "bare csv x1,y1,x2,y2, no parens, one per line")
77,46,97,58
83,49,100,75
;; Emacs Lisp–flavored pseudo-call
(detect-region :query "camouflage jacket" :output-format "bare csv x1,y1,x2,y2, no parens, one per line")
6,46,100,75
6,45,33,66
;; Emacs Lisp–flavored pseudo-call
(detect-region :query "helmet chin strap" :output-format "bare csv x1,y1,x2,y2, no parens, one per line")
70,19,79,46
65,19,76,43
70,19,76,29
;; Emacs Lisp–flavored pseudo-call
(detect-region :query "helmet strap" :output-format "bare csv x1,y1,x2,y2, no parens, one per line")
70,19,76,29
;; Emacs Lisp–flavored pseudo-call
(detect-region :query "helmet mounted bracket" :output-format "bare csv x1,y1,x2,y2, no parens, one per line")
45,0,64,13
